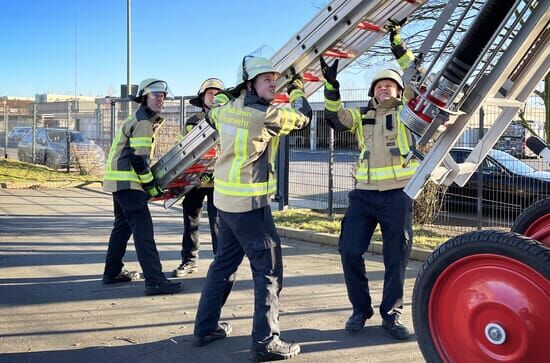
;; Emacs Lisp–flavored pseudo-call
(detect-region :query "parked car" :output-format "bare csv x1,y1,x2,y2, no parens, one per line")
7,126,32,147
17,128,105,169
444,147,550,215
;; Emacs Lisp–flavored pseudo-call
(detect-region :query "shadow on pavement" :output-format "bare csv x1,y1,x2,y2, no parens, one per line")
0,326,416,363
0,270,386,306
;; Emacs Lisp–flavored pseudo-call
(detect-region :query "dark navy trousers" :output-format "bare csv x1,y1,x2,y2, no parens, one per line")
339,188,413,322
181,187,218,262
104,190,166,285
194,206,283,346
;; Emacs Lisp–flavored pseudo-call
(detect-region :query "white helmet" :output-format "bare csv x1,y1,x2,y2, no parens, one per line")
235,56,279,90
189,78,225,108
134,78,169,103
368,69,404,97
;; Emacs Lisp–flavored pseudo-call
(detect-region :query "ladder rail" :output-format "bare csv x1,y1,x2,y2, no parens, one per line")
272,0,427,96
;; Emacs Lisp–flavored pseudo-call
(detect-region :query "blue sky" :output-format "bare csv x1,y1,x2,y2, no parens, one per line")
1,0,382,98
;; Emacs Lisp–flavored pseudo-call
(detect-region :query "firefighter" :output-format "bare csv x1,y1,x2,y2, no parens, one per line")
102,78,183,296
192,56,312,362
172,78,224,278
320,19,417,340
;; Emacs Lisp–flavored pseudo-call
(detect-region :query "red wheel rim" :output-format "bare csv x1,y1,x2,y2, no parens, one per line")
523,214,550,247
428,254,550,363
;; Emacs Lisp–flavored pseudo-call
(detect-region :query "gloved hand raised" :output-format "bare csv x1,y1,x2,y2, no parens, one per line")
320,56,339,89
286,72,304,95
200,173,214,184
143,180,164,198
385,18,407,45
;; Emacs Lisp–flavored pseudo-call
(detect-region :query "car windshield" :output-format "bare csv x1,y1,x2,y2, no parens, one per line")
489,149,535,174
70,132,87,142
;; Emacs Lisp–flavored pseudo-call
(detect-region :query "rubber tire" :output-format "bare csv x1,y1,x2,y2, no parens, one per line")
412,230,550,363
511,198,550,235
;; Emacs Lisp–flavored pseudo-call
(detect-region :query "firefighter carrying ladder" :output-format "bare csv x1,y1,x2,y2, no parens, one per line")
151,0,428,207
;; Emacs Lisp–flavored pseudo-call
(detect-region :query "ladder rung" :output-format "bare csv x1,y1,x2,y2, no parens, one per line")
303,72,321,82
324,48,352,59
356,21,381,32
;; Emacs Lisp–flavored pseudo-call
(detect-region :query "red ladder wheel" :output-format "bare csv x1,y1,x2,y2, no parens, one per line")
412,230,550,363
511,198,550,247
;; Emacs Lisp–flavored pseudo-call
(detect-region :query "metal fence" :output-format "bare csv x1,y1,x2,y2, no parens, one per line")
288,89,550,235
2,88,549,237
0,97,201,174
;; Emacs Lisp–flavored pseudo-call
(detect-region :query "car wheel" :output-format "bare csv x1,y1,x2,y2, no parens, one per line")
412,230,550,363
511,198,550,247
45,155,57,169
17,150,26,162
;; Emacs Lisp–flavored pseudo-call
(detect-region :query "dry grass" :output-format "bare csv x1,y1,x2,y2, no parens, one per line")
273,209,453,250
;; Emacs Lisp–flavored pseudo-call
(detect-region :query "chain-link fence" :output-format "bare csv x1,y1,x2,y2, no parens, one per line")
0,97,201,175
288,88,550,236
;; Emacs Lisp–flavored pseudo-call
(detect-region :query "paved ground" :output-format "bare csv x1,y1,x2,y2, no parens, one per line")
0,187,425,363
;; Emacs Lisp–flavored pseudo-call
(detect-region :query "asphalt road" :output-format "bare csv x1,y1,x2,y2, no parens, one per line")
0,187,426,363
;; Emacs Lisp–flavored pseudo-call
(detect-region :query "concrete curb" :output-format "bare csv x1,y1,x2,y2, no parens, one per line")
0,181,90,189
277,226,433,262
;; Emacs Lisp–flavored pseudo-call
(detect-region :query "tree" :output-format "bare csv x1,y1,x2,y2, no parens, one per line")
352,0,485,69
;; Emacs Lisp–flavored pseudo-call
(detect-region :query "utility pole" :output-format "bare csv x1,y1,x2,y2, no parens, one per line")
127,0,131,97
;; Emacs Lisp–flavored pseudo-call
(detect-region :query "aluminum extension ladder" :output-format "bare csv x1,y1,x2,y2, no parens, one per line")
399,0,549,199
151,0,427,208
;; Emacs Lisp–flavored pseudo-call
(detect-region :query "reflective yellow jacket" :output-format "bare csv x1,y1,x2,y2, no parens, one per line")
103,106,163,193
207,89,312,212
324,93,418,191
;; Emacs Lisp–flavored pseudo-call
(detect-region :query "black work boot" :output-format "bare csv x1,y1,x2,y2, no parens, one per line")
345,307,374,334
193,322,232,347
172,260,198,277
102,269,141,284
382,319,410,340
250,336,301,362
144,280,183,296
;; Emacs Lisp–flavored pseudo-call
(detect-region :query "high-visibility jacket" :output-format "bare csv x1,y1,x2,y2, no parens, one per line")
324,93,419,191
174,112,215,188
103,106,163,193
324,40,419,191
207,88,312,213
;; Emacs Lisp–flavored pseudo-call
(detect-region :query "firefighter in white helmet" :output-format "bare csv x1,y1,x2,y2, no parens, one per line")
320,18,417,340
192,55,312,362
102,78,183,296
173,78,224,278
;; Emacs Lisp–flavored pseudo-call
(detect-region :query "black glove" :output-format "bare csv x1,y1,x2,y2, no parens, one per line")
320,56,339,88
200,173,214,183
143,180,164,198
286,72,304,95
386,18,407,45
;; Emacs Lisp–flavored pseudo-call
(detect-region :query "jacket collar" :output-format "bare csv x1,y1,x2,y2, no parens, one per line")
136,105,163,124
243,89,271,107
372,96,401,111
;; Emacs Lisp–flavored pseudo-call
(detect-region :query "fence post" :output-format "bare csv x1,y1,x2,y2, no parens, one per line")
311,113,317,151
3,97,7,159
66,101,71,172
476,106,485,230
110,100,116,146
276,136,290,211
328,127,334,218
32,104,37,164
179,97,185,132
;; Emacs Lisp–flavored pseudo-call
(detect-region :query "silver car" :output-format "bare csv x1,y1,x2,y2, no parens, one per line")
17,128,105,170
